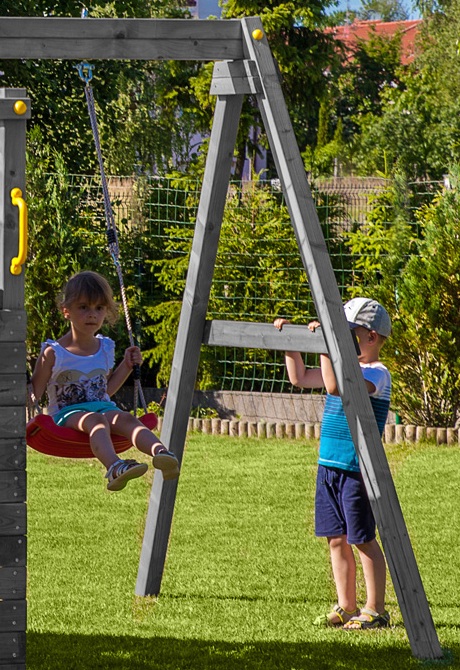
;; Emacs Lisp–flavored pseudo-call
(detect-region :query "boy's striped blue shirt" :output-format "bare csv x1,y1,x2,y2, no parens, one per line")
318,362,391,473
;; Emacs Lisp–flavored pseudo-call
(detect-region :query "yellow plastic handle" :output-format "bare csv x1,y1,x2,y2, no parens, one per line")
10,187,28,276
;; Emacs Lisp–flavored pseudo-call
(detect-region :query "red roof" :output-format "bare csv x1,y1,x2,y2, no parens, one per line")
326,19,422,65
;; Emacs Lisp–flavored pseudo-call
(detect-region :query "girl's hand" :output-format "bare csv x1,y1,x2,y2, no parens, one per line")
308,320,321,332
274,318,290,330
123,345,143,369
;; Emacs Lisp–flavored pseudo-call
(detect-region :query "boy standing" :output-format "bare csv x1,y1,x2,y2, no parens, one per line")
274,297,391,629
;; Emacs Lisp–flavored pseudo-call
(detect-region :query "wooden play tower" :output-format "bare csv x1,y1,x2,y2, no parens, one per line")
0,16,443,667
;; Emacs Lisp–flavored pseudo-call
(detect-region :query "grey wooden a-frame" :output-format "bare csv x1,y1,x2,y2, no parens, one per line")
0,16,442,666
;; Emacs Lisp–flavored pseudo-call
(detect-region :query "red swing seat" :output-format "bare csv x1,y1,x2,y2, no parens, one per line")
26,412,158,459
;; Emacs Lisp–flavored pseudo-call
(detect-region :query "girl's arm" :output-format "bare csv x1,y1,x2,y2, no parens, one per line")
30,347,55,401
107,345,143,396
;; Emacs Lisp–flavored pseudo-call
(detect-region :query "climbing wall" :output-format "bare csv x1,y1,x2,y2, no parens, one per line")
0,88,29,670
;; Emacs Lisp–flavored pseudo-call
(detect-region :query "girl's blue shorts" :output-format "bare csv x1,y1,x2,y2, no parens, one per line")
53,401,118,426
314,464,376,545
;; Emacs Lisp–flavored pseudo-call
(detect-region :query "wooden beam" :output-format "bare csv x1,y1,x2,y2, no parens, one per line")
0,631,25,666
0,568,26,599
0,537,26,567
203,320,327,353
210,60,262,96
0,310,27,341
0,438,26,471
0,344,26,374
0,471,26,504
0,99,31,121
241,16,442,661
0,91,28,310
0,600,26,631
0,503,26,535
0,17,245,61
136,92,244,597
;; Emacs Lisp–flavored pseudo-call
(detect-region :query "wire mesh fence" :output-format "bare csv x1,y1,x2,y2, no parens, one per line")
36,173,442,398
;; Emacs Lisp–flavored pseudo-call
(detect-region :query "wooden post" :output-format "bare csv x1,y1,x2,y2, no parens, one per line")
135,91,244,597
240,17,442,660
0,88,29,670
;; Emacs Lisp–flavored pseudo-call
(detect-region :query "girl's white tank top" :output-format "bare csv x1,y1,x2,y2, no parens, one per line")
41,335,116,416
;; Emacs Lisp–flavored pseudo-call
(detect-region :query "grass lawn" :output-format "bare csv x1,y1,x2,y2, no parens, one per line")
27,435,460,669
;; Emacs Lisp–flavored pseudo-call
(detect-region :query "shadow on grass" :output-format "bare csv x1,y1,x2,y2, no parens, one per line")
27,632,457,670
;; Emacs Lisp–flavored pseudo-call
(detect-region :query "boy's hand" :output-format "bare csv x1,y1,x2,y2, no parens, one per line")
274,318,290,330
123,345,143,369
274,318,322,332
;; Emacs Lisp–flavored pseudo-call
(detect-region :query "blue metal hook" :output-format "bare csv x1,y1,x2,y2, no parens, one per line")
75,61,94,84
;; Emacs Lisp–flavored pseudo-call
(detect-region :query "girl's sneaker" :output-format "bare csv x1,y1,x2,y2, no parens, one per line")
152,446,180,481
106,458,148,491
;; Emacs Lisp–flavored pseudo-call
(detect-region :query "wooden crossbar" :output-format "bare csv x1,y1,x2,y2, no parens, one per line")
203,320,327,353
0,17,245,61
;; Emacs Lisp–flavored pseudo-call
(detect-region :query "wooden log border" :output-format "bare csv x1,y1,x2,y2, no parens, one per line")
175,416,458,444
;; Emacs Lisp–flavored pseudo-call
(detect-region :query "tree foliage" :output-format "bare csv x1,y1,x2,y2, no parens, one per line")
307,21,405,177
344,0,460,179
345,170,460,427
0,0,201,175
143,172,347,389
222,0,339,169
358,0,410,21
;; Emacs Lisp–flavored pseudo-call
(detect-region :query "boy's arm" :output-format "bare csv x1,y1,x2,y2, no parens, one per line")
320,353,376,396
274,318,324,389
278,318,376,396
319,354,339,395
30,347,55,402
285,351,324,388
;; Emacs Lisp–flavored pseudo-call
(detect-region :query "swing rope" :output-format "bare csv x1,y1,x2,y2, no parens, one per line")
76,62,147,415
25,61,158,459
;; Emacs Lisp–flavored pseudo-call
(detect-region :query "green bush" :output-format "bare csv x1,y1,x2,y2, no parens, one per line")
25,129,161,382
346,169,460,427
144,172,347,391
25,127,102,366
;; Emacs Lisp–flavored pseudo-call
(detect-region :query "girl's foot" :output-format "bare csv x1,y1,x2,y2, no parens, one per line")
152,444,180,480
106,459,148,491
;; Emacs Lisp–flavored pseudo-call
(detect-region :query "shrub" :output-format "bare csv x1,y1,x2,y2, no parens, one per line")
346,169,460,427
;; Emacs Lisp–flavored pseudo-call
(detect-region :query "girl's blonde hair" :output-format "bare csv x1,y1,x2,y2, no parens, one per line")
58,271,119,325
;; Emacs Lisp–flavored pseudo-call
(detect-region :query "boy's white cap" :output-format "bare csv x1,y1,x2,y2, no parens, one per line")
344,297,391,337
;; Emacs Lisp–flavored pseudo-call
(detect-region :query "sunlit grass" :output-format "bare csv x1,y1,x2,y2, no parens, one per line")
27,436,460,668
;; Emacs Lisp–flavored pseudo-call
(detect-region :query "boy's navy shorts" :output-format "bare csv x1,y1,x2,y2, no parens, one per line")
315,465,376,545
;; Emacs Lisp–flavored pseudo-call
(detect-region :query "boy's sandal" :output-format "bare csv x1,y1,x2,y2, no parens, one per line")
152,448,180,481
106,458,148,491
343,607,390,630
313,604,360,627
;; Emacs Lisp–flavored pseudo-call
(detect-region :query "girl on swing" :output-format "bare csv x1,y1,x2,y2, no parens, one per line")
31,270,180,491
